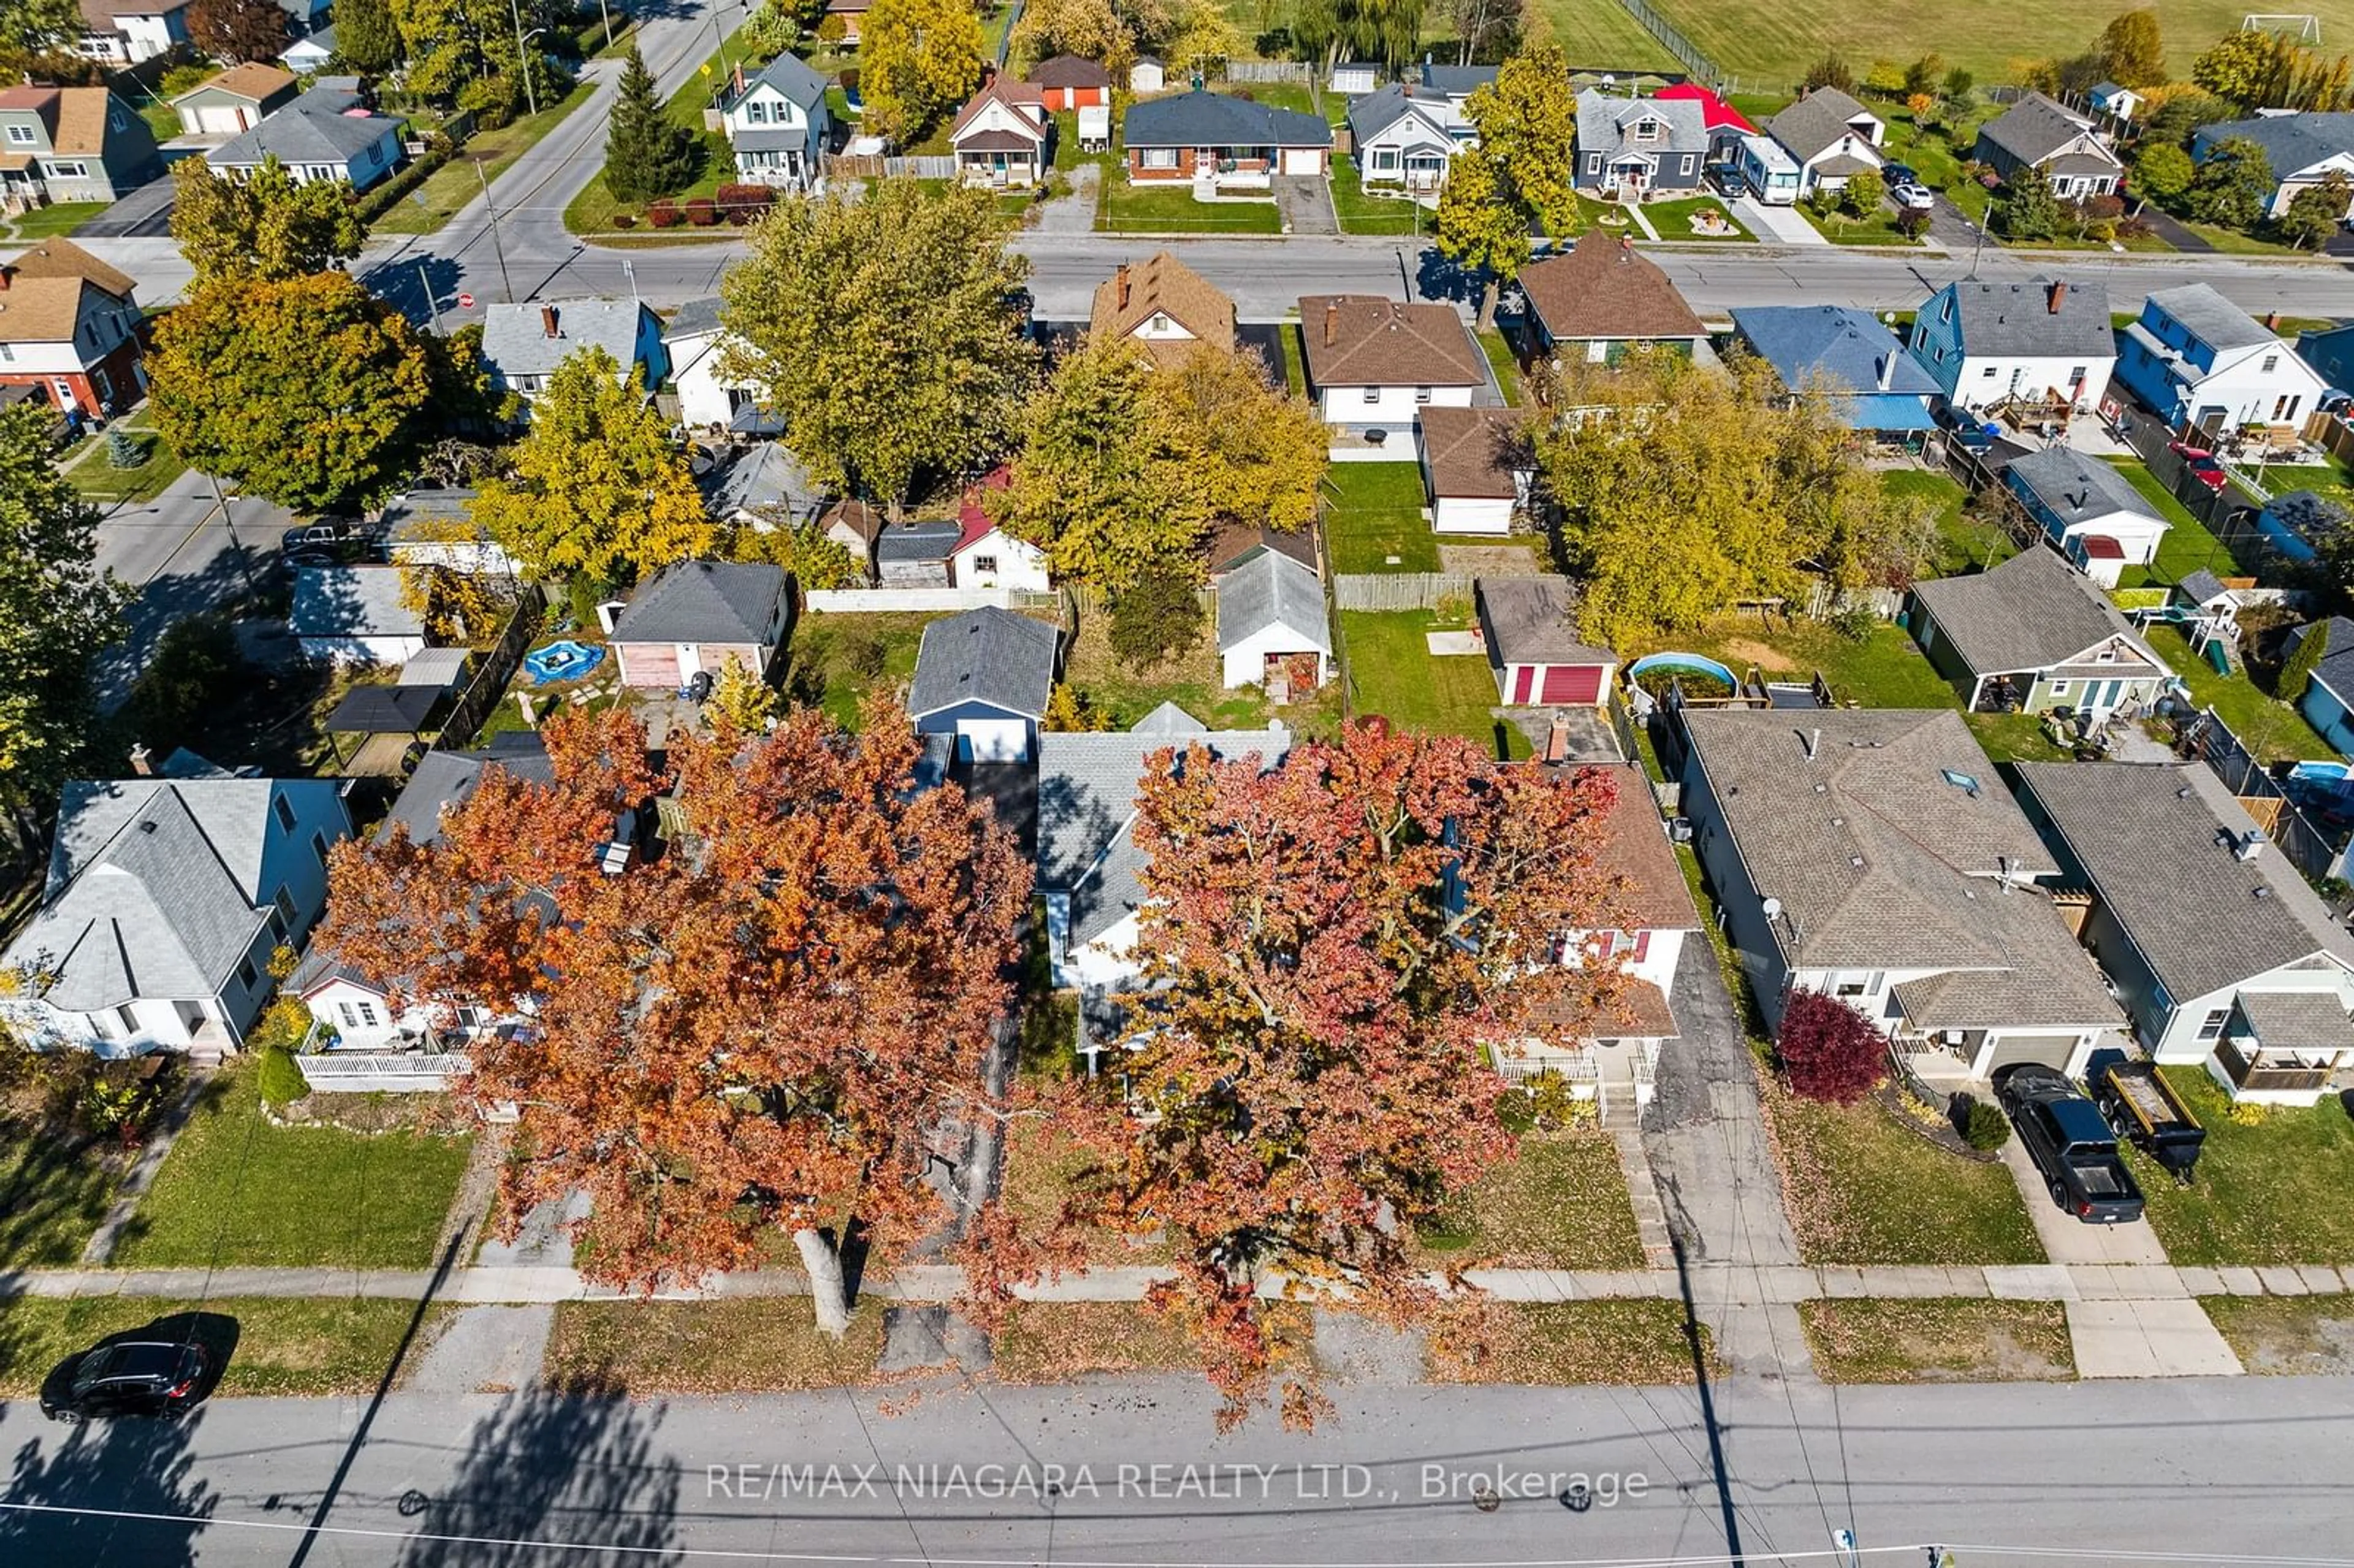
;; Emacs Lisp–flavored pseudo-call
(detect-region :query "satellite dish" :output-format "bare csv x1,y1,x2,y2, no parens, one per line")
1761,897,1783,920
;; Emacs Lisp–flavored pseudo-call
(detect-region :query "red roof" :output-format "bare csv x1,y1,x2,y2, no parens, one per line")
2079,536,2125,560
954,466,1013,552
1655,83,1754,134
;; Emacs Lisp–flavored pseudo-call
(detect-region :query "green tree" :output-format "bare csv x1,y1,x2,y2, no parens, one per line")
0,0,83,57
1801,53,1854,93
1840,168,1885,218
1291,0,1423,74
2143,87,2234,148
1465,42,1577,241
2096,9,2165,87
1994,173,2065,239
2186,135,2276,229
1901,53,1943,96
601,43,697,204
121,615,243,764
728,512,867,588
169,156,365,285
2281,618,2329,702
2131,140,2195,205
739,0,798,59
719,180,1037,516
0,404,133,834
859,0,985,139
470,346,716,584
1941,64,1975,99
2193,28,2297,108
333,0,403,72
2277,170,2351,248
1432,144,1528,330
1108,571,1208,669
149,272,434,512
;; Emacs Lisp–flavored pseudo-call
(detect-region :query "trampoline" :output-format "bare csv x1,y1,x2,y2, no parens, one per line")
524,639,606,685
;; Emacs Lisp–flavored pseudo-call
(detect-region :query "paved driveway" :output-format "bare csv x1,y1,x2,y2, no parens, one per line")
1997,1128,2171,1265
1273,173,1337,235
76,177,177,238
1726,193,1824,246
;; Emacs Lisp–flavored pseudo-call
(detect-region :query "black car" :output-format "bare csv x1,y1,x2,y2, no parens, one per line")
1881,162,1920,187
1995,1064,2146,1224
42,1340,208,1421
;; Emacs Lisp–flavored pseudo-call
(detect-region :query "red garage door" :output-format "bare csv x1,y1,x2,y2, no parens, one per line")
624,643,680,689
1539,664,1601,705
1512,664,1536,702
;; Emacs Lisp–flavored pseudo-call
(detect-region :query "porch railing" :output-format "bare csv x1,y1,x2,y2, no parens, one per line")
295,1051,471,1092
2213,1036,2333,1095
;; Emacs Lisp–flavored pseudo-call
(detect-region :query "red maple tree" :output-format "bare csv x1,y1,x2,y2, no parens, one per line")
1775,989,1886,1105
1029,720,1630,1426
315,702,1030,1327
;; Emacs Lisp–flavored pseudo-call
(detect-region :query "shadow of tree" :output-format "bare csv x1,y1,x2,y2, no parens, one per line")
0,1132,119,1269
395,1383,682,1567
0,1395,217,1564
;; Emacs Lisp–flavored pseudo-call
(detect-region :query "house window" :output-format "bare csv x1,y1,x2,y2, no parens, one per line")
116,1005,139,1035
1586,153,1601,174
237,956,259,991
1141,146,1178,169
1680,154,1694,173
2275,394,2300,421
456,1005,489,1029
2262,354,2278,373
1835,979,1867,998
2068,365,2087,384
2196,1007,2229,1041
4,125,33,145
1362,386,1380,404
311,831,330,868
1981,366,1997,378
1414,385,1433,405
0,344,12,363
972,554,999,573
2049,680,2070,695
47,161,86,178
268,905,288,941
274,886,297,927
273,794,296,833
1372,148,1398,171
338,1000,381,1029
1633,117,1659,140
2096,647,2117,663
745,99,768,123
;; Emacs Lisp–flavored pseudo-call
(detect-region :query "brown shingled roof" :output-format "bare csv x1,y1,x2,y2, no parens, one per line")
48,87,117,156
1418,405,1528,499
0,239,134,346
1518,237,1707,344
4,237,135,299
1031,55,1110,89
178,62,297,105
1588,761,1697,931
1090,250,1236,363
1298,294,1486,389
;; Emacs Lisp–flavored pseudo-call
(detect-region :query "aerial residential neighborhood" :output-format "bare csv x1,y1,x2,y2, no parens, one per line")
6,0,2354,1559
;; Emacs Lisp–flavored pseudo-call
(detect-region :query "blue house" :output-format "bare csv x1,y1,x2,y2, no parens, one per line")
2297,321,2354,396
1731,305,1939,438
2287,617,2354,756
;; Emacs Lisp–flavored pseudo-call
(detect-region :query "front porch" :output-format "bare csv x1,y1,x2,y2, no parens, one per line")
2205,992,2352,1106
957,147,1042,188
1493,1037,1660,1120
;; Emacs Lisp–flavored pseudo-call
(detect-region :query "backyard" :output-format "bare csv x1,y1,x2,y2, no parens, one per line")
1322,463,1436,574
783,611,941,730
2131,1068,2354,1268
1338,609,1532,758
1063,601,1339,731
1765,1087,2046,1266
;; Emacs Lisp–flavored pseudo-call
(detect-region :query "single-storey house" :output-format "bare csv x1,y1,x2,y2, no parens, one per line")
0,85,163,205
205,82,403,190
1089,251,1235,367
717,54,829,189
1346,81,1474,192
1216,549,1330,691
169,63,299,140
1205,520,1318,580
1417,405,1532,535
2015,761,2354,1105
0,238,147,419
0,773,351,1056
1974,91,2123,199
2193,112,2354,223
1762,87,1884,196
1517,237,1708,364
1037,704,1292,995
2000,444,2172,580
1031,55,1111,111
292,565,429,665
1123,88,1332,187
875,520,962,587
2284,616,2354,755
702,441,820,528
1906,277,2116,416
1910,546,2171,718
479,299,668,408
1297,292,1487,432
1731,305,1939,439
2115,283,2328,438
609,559,790,690
907,607,1059,761
949,77,1049,189
1574,88,1706,199
2252,489,2351,564
1477,576,1618,707
280,25,335,73
2087,82,2143,124
819,499,886,567
1678,706,2121,1080
948,476,1049,591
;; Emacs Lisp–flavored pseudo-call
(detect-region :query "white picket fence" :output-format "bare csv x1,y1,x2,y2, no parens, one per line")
296,1051,471,1094
804,587,1057,614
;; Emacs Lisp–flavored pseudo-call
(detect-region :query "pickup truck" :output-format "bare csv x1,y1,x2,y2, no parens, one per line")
1995,1064,2146,1224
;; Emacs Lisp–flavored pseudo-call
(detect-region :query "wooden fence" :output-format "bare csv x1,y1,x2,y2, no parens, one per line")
441,582,547,750
824,153,958,180
1332,573,1474,611
2187,707,2350,884
1227,60,1311,83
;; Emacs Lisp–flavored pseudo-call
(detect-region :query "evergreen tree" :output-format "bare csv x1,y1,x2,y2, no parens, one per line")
601,44,696,204
335,0,403,72
2282,618,2329,702
1994,174,2065,240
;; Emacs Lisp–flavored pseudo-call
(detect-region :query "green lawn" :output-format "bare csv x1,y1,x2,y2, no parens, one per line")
2131,1068,2354,1268
1629,617,1957,710
1427,1299,1705,1385
1278,319,1307,397
0,1296,448,1399
1414,1133,1645,1270
786,611,941,731
1800,1298,2074,1382
1881,110,1993,227
370,78,599,236
1061,606,1320,732
1477,328,1523,406
2173,219,2312,257
1339,609,1531,758
1524,0,1680,72
2262,460,2354,507
565,28,774,234
1766,1089,2046,1266
1643,194,1753,241
1,200,110,241
1330,159,1422,236
1099,178,1282,233
1799,202,1921,246
111,1071,471,1269
1322,462,1437,574
2106,460,2251,585
63,423,188,507
0,1136,116,1269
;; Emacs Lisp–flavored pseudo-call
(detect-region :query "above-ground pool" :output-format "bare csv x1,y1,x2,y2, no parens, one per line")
525,639,606,685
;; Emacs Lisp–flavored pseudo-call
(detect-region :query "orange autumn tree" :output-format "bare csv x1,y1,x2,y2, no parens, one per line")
314,703,1030,1328
1039,720,1629,1426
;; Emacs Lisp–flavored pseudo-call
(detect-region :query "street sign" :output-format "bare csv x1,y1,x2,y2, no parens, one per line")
457,292,476,309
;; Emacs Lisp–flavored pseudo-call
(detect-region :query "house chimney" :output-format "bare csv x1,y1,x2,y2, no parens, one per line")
1116,263,1130,310
2046,281,2067,315
1545,709,1572,764
1876,352,1894,392
732,62,745,94
1802,726,1821,760
1323,300,1338,347
540,304,560,338
129,742,153,776
0,265,10,292
1618,234,1633,260
2265,310,2281,331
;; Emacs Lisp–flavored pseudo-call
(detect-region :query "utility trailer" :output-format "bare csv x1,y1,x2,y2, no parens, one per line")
2097,1060,2204,1183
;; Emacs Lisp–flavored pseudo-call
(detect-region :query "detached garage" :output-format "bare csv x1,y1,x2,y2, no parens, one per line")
1419,406,1533,536
908,607,1059,762
1477,576,1618,707
609,560,790,691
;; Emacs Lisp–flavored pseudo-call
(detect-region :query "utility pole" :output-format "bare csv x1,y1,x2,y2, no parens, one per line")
476,159,516,304
210,472,259,598
416,258,441,334
598,0,613,49
509,0,540,117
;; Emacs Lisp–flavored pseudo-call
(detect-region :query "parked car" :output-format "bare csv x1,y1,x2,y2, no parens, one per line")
1715,169,1751,199
41,1340,208,1421
2185,455,2229,492
281,520,371,552
1881,161,1919,186
1995,1064,2146,1224
2166,438,2215,460
1891,181,1935,211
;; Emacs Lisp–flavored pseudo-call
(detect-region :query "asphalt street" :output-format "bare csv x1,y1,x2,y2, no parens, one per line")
2,1372,2349,1566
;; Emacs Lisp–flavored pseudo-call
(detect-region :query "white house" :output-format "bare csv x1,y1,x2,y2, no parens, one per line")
2016,762,2354,1106
948,77,1049,189
379,488,520,578
2087,82,2143,124
74,0,189,63
1216,550,1330,691
2114,283,2331,437
661,296,769,432
1130,57,1165,93
1678,706,2122,1083
2195,112,2354,221
907,607,1058,761
0,771,352,1056
1906,277,2116,416
949,506,1050,591
1417,405,1531,535
1762,87,1884,196
280,26,336,73
291,565,429,665
1037,704,1292,996
1346,81,1473,192
1297,293,1487,435
717,54,829,188
479,299,669,410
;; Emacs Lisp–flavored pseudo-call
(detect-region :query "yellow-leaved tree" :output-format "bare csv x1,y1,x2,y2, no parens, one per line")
859,0,985,141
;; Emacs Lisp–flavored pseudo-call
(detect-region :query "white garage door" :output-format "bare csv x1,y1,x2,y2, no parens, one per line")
958,718,1030,763
196,104,249,135
1282,148,1323,175
1983,1035,2081,1075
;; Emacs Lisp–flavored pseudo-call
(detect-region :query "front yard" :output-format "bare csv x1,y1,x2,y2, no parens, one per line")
1098,178,1282,234
60,413,187,507
1329,162,1421,237
564,26,777,235
0,1134,118,1269
1643,194,1752,242
1,200,109,242
1322,462,1436,574
1338,609,1529,758
1426,1300,1705,1385
2201,1295,2354,1374
0,1296,449,1398
1799,1298,2074,1382
1413,1132,1646,1271
2131,1068,2354,1268
1765,1087,2046,1266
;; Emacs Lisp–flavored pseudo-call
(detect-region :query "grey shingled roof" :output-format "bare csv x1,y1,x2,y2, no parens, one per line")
1038,710,1291,946
205,85,395,167
2199,111,2354,179
1680,709,2113,1026
481,299,653,382
737,51,828,110
291,565,424,639
662,296,724,341
1575,89,1707,159
1911,547,2158,679
1216,550,1330,655
1419,63,1498,99
2014,761,2354,1006
907,607,1057,721
2234,988,2354,1051
874,521,961,563
379,739,554,848
1943,278,2116,360
611,560,785,645
2176,568,2230,607
378,487,476,541
1764,87,1879,162
1346,83,1456,145
704,442,815,519
2143,283,2278,354
1478,576,1615,666
1978,91,2110,169
2004,446,2165,532
3,778,344,1012
1122,88,1332,148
